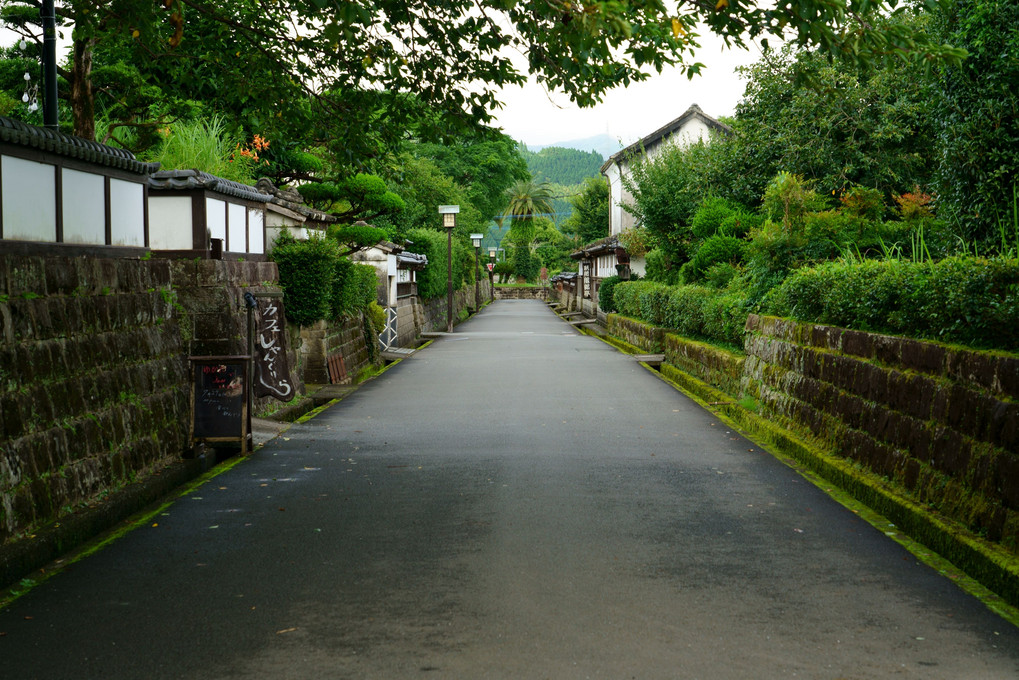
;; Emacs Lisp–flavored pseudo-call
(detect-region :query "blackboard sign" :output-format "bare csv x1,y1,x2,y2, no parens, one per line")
190,356,250,454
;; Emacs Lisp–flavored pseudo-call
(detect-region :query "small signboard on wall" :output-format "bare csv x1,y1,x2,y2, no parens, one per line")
190,356,251,455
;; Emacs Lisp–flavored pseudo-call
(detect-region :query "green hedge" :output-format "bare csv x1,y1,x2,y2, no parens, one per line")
332,259,378,318
271,231,379,326
615,256,1019,353
614,279,750,347
271,232,336,326
767,256,1019,351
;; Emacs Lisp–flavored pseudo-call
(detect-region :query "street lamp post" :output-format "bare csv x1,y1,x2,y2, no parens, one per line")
439,205,459,333
470,233,483,312
488,247,496,302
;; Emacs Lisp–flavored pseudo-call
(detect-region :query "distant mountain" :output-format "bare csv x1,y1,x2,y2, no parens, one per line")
520,146,604,186
529,134,624,161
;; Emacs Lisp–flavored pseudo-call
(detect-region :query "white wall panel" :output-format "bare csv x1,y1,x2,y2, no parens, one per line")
2,155,56,241
148,195,194,250
61,168,106,244
109,178,145,246
247,208,264,254
206,197,226,243
228,203,246,252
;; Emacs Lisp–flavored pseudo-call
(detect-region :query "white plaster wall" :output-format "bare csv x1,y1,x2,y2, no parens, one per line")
248,208,264,254
630,256,647,278
206,197,226,243
61,168,105,245
148,195,193,250
605,163,624,236
2,155,56,241
228,203,246,252
109,178,145,246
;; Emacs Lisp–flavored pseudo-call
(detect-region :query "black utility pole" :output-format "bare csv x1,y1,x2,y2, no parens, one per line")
42,0,58,129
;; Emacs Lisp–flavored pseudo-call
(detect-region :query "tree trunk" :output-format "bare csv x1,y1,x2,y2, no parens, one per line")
70,35,96,140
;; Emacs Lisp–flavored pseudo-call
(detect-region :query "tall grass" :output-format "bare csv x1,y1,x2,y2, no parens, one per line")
151,115,256,184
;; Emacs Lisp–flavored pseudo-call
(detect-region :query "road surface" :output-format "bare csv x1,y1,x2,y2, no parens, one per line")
2,300,1017,679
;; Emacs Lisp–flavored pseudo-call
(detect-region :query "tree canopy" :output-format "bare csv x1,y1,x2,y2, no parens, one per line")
1,0,966,160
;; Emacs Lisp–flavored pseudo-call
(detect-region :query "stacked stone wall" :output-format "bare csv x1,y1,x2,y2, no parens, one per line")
167,259,299,415
300,315,374,385
0,254,189,544
663,333,745,398
606,315,665,352
493,285,544,300
742,314,1019,552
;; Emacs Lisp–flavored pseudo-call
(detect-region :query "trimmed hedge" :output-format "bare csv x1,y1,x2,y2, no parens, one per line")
271,232,336,326
614,255,1019,352
613,280,749,347
767,256,1019,351
332,259,378,317
271,231,379,326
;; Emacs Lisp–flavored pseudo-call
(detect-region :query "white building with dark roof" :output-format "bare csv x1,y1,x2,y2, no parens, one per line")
601,104,730,238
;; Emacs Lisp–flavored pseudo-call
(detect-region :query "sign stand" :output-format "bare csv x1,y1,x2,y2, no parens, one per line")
189,356,252,456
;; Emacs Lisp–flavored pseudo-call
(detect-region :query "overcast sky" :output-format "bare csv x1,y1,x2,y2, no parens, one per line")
491,33,765,148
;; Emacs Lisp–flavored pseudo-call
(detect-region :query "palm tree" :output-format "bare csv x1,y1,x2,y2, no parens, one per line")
504,179,555,222
504,179,555,282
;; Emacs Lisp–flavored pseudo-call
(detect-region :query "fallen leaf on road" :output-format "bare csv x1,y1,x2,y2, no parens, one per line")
152,523,158,528
793,528,804,533
276,627,297,634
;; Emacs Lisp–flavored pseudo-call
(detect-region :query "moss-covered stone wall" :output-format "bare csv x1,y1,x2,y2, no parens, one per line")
0,254,189,544
0,254,307,548
742,314,1019,553
663,333,745,398
300,315,375,385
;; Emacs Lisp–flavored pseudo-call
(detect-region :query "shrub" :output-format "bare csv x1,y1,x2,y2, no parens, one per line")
331,261,377,317
681,234,746,283
598,275,622,313
271,232,337,326
719,210,763,239
839,186,885,221
691,197,737,239
768,256,1019,350
645,247,680,285
613,280,665,319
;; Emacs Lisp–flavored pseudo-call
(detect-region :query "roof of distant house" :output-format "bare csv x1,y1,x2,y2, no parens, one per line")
600,104,730,173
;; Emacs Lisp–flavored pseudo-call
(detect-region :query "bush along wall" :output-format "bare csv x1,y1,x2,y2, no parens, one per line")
613,255,1019,354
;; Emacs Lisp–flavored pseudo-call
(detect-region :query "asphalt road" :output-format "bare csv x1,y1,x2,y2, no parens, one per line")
2,300,1017,679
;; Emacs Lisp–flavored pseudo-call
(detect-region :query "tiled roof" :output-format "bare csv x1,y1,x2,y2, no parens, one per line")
600,104,730,173
0,115,160,175
148,169,271,203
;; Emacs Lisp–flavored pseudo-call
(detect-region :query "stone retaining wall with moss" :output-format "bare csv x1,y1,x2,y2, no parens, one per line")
300,315,374,385
742,314,1019,553
0,254,189,545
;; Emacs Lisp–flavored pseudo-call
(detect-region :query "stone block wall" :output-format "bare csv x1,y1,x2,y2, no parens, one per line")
395,297,425,349
742,314,1019,551
300,315,374,385
168,259,301,413
0,253,189,544
606,314,665,352
663,333,745,398
493,285,543,300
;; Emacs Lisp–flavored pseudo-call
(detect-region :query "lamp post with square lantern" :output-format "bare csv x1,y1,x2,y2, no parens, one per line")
439,205,459,332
